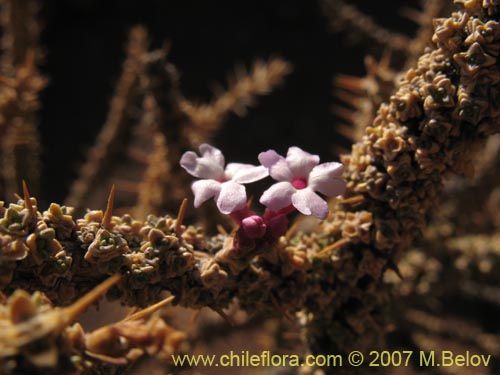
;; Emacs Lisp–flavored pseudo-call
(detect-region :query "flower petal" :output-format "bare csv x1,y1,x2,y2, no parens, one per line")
269,160,293,181
258,150,282,168
259,181,295,211
226,163,269,183
191,179,221,207
199,144,225,167
180,150,225,180
216,180,247,214
291,188,329,219
308,162,346,197
286,146,320,178
259,150,293,181
179,151,198,175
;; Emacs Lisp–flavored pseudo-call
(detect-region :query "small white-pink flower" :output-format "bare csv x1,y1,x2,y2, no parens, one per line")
180,144,268,214
258,146,345,219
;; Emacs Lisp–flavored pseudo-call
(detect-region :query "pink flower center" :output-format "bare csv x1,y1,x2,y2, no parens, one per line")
292,178,307,189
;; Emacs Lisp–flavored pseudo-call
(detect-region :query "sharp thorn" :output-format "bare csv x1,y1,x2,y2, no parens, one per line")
334,74,365,92
22,180,33,214
246,196,254,208
123,295,175,321
175,198,188,234
317,238,348,257
340,195,366,205
285,219,302,241
332,104,356,122
63,274,121,324
103,185,116,230
217,224,228,235
386,260,404,280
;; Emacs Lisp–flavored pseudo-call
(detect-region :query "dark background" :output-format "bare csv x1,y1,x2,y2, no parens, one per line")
38,0,418,203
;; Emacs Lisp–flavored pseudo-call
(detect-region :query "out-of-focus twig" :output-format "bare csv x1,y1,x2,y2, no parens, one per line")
0,0,46,199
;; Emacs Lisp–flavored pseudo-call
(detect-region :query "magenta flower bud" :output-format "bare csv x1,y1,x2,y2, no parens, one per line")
241,215,267,239
266,214,288,240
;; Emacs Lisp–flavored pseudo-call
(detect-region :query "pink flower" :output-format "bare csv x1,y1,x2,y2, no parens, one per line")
258,147,345,219
180,144,268,214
